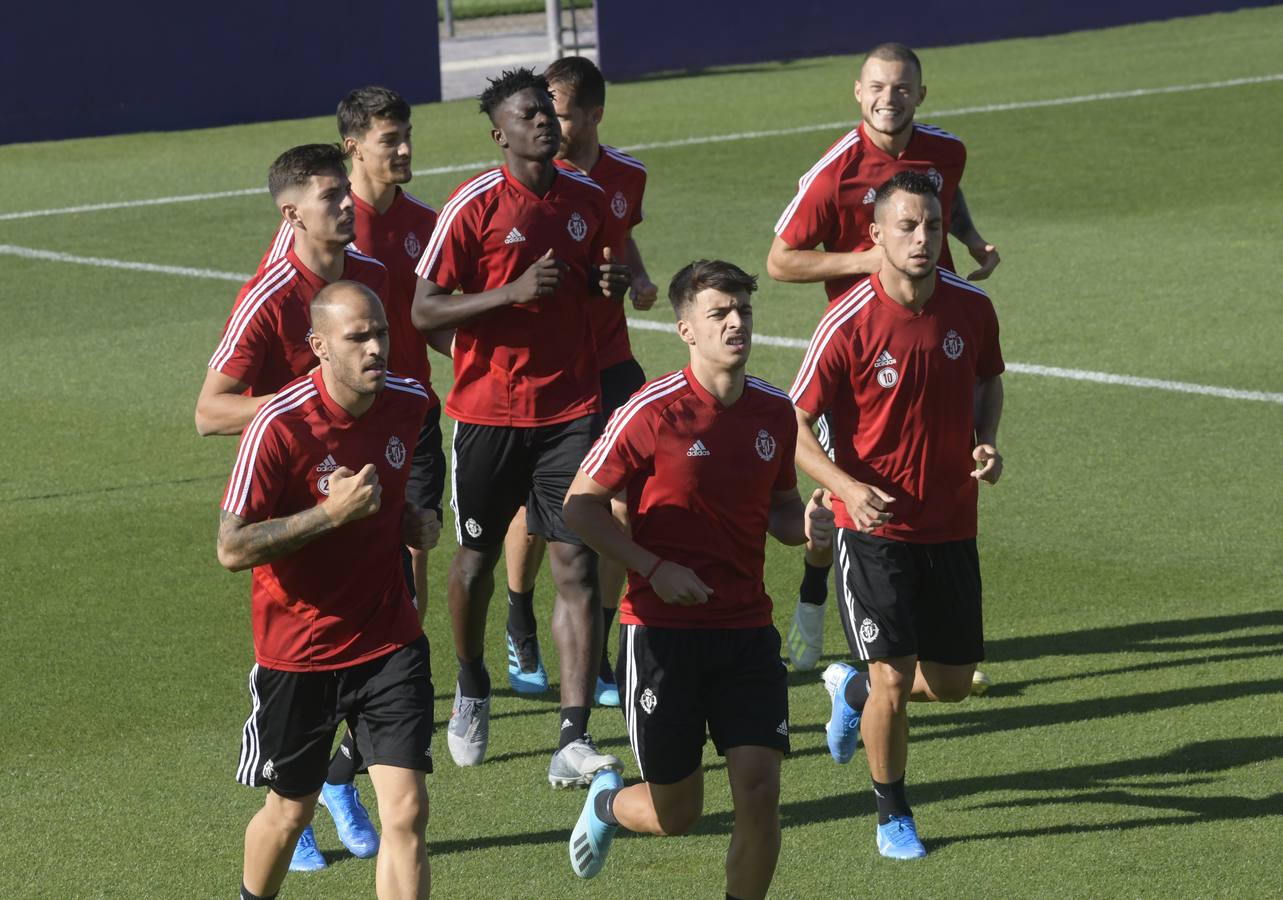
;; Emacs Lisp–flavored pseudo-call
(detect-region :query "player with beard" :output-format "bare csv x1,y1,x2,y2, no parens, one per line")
500,56,657,708
789,172,1005,859
411,68,630,787
767,43,1000,692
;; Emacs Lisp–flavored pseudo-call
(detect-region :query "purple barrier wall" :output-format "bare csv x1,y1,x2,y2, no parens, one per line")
0,2,440,145
595,0,1273,81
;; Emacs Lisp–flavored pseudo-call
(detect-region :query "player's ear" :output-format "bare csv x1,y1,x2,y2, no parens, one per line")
869,221,883,248
342,135,360,159
675,318,696,347
591,106,603,126
918,83,927,105
308,330,327,360
280,200,303,231
490,126,507,149
853,79,863,105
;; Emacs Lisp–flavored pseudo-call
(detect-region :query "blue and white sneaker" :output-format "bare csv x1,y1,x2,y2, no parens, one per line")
289,825,327,871
823,662,863,764
506,632,549,694
320,781,379,859
594,676,620,707
877,814,927,859
569,768,623,878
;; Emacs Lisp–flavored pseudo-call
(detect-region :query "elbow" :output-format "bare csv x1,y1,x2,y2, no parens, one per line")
765,254,786,282
216,542,248,572
194,409,217,437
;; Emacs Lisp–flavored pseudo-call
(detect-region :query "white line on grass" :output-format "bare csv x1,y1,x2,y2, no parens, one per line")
2,73,1279,223
5,242,1279,407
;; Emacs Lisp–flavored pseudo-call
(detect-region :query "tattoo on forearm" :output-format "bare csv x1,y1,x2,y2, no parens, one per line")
950,189,975,239
218,505,333,568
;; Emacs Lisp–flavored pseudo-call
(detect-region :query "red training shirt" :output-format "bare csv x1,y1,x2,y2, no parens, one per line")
556,144,647,370
221,370,428,671
209,247,389,396
416,166,622,427
774,122,966,301
789,269,1004,542
581,368,798,629
256,189,440,406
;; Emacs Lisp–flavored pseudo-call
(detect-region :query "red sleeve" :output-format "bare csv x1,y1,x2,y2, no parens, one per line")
976,298,1004,378
772,404,799,491
415,192,480,291
789,313,852,417
208,281,277,385
630,169,646,229
221,411,289,521
774,162,837,251
580,402,657,493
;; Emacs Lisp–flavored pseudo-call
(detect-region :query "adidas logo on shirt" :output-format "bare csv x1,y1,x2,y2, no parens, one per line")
686,440,711,457
863,188,877,204
315,454,339,473
504,227,526,244
873,350,897,368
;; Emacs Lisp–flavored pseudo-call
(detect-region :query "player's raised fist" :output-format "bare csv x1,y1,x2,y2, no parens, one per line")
402,503,442,551
325,463,382,524
971,443,1003,485
965,242,1001,281
598,245,632,300
630,274,659,310
512,248,565,304
649,559,713,606
804,488,835,552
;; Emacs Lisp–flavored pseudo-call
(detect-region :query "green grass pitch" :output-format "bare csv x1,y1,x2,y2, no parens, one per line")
1,7,1281,898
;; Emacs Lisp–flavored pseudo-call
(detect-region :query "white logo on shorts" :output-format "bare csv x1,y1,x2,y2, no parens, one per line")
465,518,482,539
567,211,588,242
261,759,276,781
859,618,880,643
877,367,899,389
942,329,965,360
385,435,407,470
755,429,777,461
640,687,657,714
611,190,629,219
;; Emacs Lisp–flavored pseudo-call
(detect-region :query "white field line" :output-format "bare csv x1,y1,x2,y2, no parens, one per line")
2,73,1279,224
4,242,1279,407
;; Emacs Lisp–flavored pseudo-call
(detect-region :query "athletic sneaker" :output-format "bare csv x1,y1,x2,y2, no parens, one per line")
970,668,992,696
569,768,624,878
447,682,491,767
289,825,327,872
319,781,379,859
823,662,863,764
594,676,620,707
506,632,549,694
877,815,927,859
549,734,623,788
787,598,826,670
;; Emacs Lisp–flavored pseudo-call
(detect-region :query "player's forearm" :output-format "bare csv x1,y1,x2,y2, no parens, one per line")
795,412,864,498
949,188,987,249
623,235,649,284
195,389,272,437
564,493,659,575
216,505,339,572
973,375,1004,447
412,284,517,330
768,492,807,546
425,328,454,357
767,244,881,284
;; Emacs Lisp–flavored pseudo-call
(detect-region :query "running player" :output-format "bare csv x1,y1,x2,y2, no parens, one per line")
767,43,1000,687
411,68,630,786
220,281,437,900
501,56,657,707
789,172,1005,859
564,260,833,898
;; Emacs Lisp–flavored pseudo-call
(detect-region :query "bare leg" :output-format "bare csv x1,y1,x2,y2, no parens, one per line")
447,545,502,661
547,541,600,710
612,767,704,836
804,543,833,568
724,747,783,900
503,507,546,595
367,764,430,900
861,655,916,783
242,789,318,897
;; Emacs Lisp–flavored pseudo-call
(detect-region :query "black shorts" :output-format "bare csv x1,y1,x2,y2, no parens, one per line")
236,636,434,798
816,411,836,462
450,414,601,550
599,359,646,418
617,624,789,785
834,529,984,665
404,403,446,522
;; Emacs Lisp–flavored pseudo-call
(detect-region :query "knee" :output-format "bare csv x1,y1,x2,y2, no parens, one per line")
550,546,598,600
380,785,430,836
653,794,703,837
871,667,914,714
451,549,494,591
266,792,317,832
932,675,973,704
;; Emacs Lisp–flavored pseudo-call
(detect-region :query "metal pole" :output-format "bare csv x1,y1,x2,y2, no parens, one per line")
444,0,455,38
546,0,563,60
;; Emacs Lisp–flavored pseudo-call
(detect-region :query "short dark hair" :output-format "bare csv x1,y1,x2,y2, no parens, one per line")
337,86,411,139
872,170,939,219
479,68,551,121
267,144,347,200
863,42,923,80
668,260,758,318
544,56,605,109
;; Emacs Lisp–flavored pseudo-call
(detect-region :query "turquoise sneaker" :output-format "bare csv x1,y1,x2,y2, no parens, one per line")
594,676,620,707
569,768,624,877
822,663,863,764
320,781,379,859
506,632,549,694
877,815,927,859
288,825,327,871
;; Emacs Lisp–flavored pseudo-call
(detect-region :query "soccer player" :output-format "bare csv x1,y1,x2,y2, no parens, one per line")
789,171,1005,859
196,142,395,869
563,260,834,899
767,43,1001,682
219,281,438,900
500,56,658,707
410,68,630,785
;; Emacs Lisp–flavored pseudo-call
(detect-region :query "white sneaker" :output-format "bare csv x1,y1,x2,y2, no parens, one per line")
970,669,992,696
549,734,623,788
447,683,491,766
787,599,826,670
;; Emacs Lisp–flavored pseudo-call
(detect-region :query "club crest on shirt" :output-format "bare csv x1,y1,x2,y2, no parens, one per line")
755,429,777,461
877,367,899,389
640,687,657,714
567,211,588,242
611,190,629,219
404,231,421,258
942,329,965,360
926,167,944,191
385,436,407,470
860,618,880,643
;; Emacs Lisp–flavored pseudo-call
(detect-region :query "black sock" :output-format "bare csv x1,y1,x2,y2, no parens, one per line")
872,775,912,824
599,607,617,682
240,884,277,900
593,786,621,826
799,561,830,605
558,706,590,749
506,588,537,641
843,672,872,712
325,730,361,784
457,656,490,698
